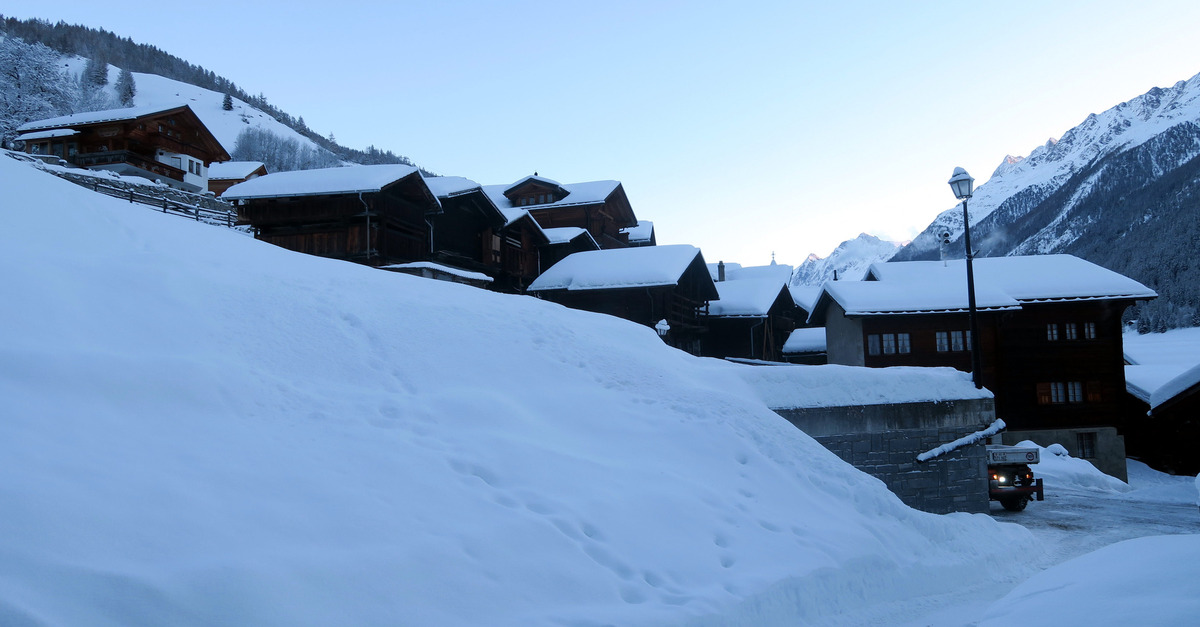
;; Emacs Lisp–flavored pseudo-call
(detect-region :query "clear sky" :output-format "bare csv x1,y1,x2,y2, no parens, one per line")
5,0,1200,266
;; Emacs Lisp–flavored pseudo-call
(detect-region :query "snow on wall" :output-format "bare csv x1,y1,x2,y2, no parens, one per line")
736,363,993,410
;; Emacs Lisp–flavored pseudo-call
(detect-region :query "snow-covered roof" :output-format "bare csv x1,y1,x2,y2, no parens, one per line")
621,220,654,244
16,103,191,132
782,327,826,354
821,279,1022,316
207,161,265,180
1150,362,1200,410
708,279,789,317
708,261,794,283
542,226,596,247
15,129,79,141
737,364,992,410
380,262,493,283
223,164,425,200
503,174,564,194
482,179,621,213
788,285,822,312
867,256,1157,303
528,244,704,292
423,175,482,198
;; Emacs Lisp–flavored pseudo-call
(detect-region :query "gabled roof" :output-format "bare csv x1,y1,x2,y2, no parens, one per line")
1151,363,1200,411
782,327,827,355
620,220,654,244
208,161,266,181
423,175,482,198
483,180,622,211
223,164,430,201
503,174,567,197
815,279,1022,319
16,103,192,132
707,279,792,318
865,255,1157,303
542,226,600,249
528,244,714,295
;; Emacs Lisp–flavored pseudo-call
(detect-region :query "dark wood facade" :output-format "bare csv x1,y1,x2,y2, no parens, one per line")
702,287,799,361
19,105,229,191
503,178,638,249
1125,372,1200,475
821,298,1138,434
531,251,717,355
428,188,547,293
235,173,439,267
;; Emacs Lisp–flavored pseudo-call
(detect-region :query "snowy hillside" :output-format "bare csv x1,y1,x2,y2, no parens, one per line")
791,233,901,285
896,71,1200,260
0,154,1042,625
65,55,327,159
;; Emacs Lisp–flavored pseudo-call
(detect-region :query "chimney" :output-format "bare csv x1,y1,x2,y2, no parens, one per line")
833,269,839,281
717,261,725,282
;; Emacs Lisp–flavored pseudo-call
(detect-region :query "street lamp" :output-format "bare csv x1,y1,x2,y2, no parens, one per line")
948,167,983,389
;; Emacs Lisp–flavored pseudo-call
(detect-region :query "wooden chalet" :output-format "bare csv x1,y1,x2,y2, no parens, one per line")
1126,358,1200,475
527,245,718,355
224,164,441,267
809,254,1157,480
208,161,268,197
423,176,548,293
701,279,799,361
483,175,639,249
539,227,601,271
16,104,230,192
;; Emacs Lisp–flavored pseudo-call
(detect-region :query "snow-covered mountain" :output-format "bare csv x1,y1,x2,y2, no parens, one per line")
897,72,1200,262
831,72,1200,330
791,233,902,285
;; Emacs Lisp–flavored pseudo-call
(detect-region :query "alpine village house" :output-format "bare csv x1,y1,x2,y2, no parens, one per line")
16,103,230,192
808,255,1157,480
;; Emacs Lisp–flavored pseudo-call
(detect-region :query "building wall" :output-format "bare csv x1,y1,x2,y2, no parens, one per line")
773,398,996,514
1002,427,1128,482
824,302,864,367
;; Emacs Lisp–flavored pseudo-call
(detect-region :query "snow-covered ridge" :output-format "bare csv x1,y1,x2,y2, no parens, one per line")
791,232,901,285
898,71,1200,259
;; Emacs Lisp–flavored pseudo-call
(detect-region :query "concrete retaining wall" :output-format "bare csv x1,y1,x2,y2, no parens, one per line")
774,398,996,514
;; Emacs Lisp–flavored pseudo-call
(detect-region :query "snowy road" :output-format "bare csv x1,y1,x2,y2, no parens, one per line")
828,460,1199,627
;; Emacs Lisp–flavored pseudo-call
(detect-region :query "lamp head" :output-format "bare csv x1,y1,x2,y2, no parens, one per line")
948,167,974,200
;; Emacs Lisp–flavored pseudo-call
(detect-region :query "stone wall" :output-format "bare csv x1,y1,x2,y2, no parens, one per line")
773,398,995,514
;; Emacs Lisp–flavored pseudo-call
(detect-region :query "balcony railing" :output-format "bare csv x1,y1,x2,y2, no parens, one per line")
73,150,186,182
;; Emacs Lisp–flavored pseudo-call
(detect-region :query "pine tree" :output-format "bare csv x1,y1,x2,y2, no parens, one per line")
115,68,135,106
83,56,108,86
222,93,233,111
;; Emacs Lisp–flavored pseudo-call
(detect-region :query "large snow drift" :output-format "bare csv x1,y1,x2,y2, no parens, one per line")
0,154,1034,626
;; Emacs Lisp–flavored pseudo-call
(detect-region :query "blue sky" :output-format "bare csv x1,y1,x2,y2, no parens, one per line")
6,0,1200,266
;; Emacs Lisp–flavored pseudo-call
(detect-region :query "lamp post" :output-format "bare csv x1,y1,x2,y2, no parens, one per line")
948,167,983,389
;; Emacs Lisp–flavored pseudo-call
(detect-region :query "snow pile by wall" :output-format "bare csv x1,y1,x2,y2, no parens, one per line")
0,156,1034,626
1023,442,1133,493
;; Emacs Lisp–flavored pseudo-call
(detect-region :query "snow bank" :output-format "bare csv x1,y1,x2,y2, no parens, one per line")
0,156,1035,626
1021,441,1132,493
737,364,992,409
979,535,1200,627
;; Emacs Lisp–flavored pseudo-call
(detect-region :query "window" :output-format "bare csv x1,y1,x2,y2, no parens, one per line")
1046,324,1059,341
1077,432,1097,459
1065,323,1077,340
936,331,949,352
867,334,881,356
1038,381,1086,404
897,333,911,354
1084,322,1096,339
537,194,545,204
882,333,896,354
1087,380,1102,403
951,331,965,351
1068,381,1083,403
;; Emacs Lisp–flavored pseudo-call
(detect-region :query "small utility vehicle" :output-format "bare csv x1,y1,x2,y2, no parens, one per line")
986,444,1044,511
